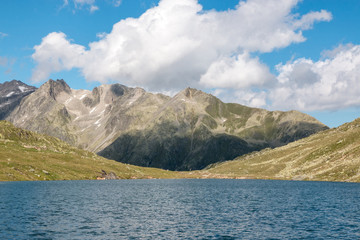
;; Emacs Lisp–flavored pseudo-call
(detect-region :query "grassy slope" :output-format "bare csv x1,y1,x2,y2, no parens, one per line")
204,118,360,182
0,121,192,181
2,118,360,182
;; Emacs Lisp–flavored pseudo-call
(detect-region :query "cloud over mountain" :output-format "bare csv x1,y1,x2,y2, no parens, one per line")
32,0,333,109
271,44,360,111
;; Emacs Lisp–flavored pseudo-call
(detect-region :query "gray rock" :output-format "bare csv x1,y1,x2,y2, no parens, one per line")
6,79,328,171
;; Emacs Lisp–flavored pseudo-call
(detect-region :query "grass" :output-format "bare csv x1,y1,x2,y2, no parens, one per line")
0,121,194,181
205,118,360,182
2,119,360,183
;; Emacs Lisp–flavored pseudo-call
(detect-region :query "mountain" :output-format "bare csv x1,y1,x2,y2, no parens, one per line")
205,118,360,182
0,121,183,181
2,119,359,182
6,79,328,170
0,80,36,120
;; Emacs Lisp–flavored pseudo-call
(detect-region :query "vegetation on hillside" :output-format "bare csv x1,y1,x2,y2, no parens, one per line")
205,118,360,182
0,121,189,181
2,118,360,183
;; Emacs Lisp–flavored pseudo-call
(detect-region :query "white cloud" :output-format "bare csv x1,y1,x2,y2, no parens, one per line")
32,32,85,82
293,10,332,30
33,0,331,92
62,0,122,12
199,52,273,89
89,5,99,13
212,89,268,108
226,44,360,111
112,0,122,7
63,0,98,12
269,44,360,111
74,0,95,4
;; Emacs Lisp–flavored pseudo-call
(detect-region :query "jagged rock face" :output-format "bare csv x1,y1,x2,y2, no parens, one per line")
7,80,328,171
99,87,328,170
0,80,36,120
7,79,170,151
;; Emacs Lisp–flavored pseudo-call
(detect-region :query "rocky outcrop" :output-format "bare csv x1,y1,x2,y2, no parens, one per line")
6,79,328,170
98,170,118,180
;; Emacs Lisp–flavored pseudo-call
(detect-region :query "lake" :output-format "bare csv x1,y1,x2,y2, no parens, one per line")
1,179,360,239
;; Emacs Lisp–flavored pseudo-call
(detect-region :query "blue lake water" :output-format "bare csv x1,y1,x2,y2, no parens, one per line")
1,179,360,239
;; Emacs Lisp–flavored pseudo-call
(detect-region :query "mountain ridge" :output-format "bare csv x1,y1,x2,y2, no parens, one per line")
0,80,36,120
1,118,359,182
205,117,360,182
5,79,328,170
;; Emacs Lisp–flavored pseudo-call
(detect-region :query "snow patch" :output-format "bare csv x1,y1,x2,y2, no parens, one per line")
97,109,105,117
80,94,87,100
18,86,27,92
6,92,14,97
65,97,73,105
94,118,102,128
90,107,97,114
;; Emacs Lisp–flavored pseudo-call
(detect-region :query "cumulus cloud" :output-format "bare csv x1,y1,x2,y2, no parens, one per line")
32,32,85,82
224,44,360,111
33,0,331,92
200,52,273,89
269,44,360,111
213,89,268,108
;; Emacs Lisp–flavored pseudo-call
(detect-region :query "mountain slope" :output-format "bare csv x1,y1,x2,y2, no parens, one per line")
0,121,184,181
7,79,328,171
205,118,360,182
2,119,358,182
99,87,328,170
0,80,36,120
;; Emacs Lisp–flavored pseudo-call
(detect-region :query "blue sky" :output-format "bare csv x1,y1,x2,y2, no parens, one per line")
0,0,360,128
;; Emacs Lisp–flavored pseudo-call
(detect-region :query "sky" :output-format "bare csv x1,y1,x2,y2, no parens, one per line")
0,0,360,128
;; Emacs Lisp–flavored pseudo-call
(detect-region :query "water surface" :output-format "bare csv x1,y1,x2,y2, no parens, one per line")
1,179,360,239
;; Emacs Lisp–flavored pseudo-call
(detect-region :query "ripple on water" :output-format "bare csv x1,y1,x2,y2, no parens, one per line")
0,179,360,239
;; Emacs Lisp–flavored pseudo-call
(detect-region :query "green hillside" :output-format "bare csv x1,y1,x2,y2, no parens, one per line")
0,121,188,181
2,118,360,182
204,118,360,182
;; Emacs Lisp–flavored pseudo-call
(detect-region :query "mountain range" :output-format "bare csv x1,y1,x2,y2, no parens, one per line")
2,79,328,170
1,117,360,182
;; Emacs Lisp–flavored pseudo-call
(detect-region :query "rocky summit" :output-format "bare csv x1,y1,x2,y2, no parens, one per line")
0,80,36,120
6,79,328,170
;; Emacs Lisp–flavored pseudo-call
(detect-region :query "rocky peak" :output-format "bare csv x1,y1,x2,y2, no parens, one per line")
174,87,212,102
40,79,71,100
110,84,128,97
0,80,36,96
0,80,37,120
